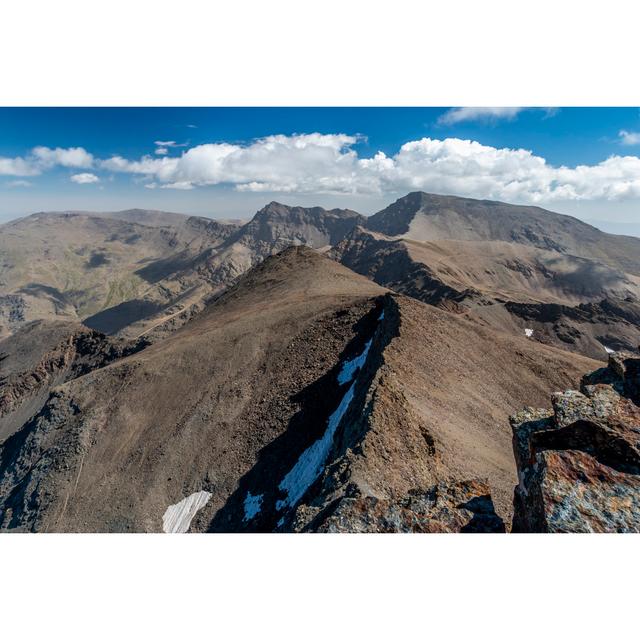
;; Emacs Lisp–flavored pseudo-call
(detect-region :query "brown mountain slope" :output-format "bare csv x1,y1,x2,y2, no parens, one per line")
0,320,148,444
106,202,365,341
0,212,235,337
335,224,640,360
366,192,640,276
1,203,364,341
0,247,596,532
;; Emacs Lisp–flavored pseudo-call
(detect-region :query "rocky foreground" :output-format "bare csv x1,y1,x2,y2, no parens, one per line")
511,350,640,532
318,348,640,534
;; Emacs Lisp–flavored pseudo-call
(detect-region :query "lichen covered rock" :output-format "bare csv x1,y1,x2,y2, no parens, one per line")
511,350,640,532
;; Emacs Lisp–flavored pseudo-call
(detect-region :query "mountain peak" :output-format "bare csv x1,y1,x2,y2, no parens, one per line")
365,191,611,254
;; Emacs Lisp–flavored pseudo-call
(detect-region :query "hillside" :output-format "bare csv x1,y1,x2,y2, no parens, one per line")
366,192,640,275
0,203,363,340
0,247,596,531
333,193,640,359
0,211,235,337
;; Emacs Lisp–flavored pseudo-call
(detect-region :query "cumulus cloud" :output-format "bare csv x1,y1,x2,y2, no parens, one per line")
619,130,640,146
0,156,40,176
98,132,640,202
5,134,640,204
32,146,94,168
155,147,169,155
70,172,100,184
1,146,94,177
102,133,364,193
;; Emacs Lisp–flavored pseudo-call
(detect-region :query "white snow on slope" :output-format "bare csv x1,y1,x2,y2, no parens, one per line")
243,491,263,522
337,339,373,385
276,382,357,511
162,491,212,533
603,345,615,354
524,328,533,338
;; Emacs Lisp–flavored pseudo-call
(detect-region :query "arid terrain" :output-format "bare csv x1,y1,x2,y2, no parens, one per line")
1,192,639,532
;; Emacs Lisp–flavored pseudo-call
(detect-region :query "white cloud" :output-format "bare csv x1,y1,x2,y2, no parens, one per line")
1,146,94,176
102,133,364,193
70,172,100,184
438,107,525,125
155,147,169,155
154,140,187,148
32,146,94,168
160,181,194,190
4,133,637,204
0,156,39,176
619,130,640,145
98,132,640,202
5,179,32,187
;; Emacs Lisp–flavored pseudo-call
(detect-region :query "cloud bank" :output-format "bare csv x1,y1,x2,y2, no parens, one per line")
3,135,640,203
99,133,640,202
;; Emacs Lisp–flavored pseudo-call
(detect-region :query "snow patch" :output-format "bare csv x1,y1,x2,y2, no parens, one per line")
276,381,357,511
603,345,615,354
337,339,372,385
162,490,212,533
243,491,263,522
524,328,533,338
275,314,382,513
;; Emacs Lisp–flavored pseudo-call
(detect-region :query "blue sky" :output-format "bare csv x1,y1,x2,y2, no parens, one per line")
1,107,640,231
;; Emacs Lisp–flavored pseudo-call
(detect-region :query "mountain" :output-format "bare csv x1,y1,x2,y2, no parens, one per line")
0,211,235,337
333,192,640,359
0,319,147,443
1,193,639,533
366,192,640,275
0,247,596,532
236,201,364,250
0,203,362,340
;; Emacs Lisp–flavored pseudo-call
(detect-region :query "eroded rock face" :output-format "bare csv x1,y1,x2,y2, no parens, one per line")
511,350,640,532
293,479,505,533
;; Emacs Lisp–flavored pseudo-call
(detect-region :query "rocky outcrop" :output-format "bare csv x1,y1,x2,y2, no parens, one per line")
511,350,640,532
0,321,149,443
294,479,505,533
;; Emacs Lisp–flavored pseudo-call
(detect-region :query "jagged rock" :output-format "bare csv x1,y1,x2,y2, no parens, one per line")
511,351,640,532
301,479,505,533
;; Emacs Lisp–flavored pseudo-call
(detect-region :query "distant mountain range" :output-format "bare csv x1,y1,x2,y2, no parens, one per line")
1,192,639,532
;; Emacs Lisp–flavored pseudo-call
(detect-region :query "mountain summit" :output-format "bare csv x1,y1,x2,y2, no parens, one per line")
366,192,640,274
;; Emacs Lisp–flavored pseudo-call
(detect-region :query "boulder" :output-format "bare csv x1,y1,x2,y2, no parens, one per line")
511,351,640,532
